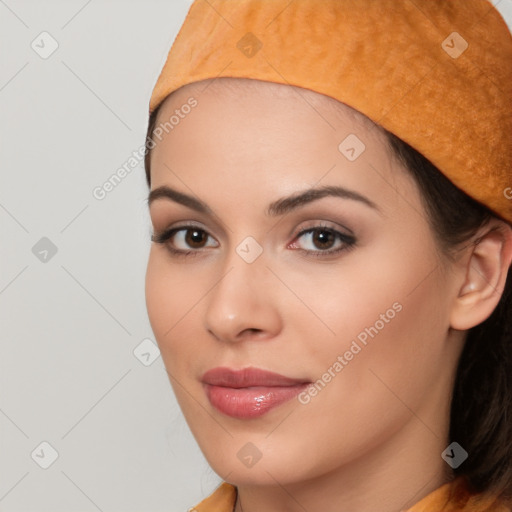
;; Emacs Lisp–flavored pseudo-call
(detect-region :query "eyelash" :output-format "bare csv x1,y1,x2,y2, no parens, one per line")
151,223,357,259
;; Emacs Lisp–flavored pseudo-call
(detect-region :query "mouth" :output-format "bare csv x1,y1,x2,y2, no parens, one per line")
201,367,311,419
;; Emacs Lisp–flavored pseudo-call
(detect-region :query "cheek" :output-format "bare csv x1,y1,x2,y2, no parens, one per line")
145,250,173,341
283,239,450,403
260,255,449,476
145,250,209,422
145,249,204,365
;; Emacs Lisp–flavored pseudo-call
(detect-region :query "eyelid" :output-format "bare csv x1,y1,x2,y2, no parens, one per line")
149,204,230,238
152,219,351,244
290,219,354,238
151,221,219,245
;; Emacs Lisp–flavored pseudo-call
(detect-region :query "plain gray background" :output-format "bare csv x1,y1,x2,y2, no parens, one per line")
1,1,511,511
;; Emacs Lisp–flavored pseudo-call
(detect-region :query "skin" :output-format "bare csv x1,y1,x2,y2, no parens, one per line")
145,77,512,512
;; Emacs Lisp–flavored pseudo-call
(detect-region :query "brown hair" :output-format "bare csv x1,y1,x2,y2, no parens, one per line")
144,100,512,504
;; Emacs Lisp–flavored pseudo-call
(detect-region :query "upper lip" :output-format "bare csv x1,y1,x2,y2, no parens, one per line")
202,367,310,388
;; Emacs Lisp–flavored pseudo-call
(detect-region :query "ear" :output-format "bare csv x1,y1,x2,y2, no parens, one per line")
450,220,512,330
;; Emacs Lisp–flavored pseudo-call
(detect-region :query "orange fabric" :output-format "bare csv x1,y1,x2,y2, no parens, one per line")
192,482,236,511
149,0,512,225
192,478,511,512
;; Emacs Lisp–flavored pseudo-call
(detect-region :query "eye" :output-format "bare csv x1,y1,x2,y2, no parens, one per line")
151,224,218,256
290,224,356,257
172,227,216,250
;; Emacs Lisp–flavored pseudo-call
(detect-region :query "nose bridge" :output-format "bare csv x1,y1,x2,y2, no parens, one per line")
204,238,280,341
217,233,268,294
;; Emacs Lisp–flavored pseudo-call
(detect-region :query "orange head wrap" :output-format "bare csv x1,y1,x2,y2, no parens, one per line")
148,0,512,225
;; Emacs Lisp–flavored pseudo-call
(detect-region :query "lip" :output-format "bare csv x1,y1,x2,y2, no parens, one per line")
202,367,310,419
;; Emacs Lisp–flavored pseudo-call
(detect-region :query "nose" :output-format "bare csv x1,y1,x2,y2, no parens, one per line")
204,251,282,343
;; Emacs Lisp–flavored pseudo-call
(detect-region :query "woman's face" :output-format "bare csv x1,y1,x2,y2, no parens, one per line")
145,78,463,486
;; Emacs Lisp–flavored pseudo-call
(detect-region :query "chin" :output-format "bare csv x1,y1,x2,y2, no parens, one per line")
194,434,323,488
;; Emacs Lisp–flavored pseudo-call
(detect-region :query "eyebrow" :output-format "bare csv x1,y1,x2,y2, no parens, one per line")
147,184,381,216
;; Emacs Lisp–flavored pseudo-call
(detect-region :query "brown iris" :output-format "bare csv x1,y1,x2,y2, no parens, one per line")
185,229,208,248
310,229,335,250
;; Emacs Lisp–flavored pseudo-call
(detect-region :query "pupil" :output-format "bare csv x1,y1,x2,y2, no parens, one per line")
314,229,333,249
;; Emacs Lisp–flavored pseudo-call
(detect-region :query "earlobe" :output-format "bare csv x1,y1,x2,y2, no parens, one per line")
450,222,512,331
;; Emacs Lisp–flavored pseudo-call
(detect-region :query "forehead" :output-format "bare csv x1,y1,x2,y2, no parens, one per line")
147,77,419,222
151,77,390,175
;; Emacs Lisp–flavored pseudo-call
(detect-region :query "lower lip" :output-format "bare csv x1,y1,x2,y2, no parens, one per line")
204,383,309,419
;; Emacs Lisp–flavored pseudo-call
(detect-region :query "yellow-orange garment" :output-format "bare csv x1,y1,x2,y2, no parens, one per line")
149,0,512,225
192,478,511,512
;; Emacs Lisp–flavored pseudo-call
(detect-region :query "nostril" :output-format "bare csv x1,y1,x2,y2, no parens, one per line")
238,328,264,339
